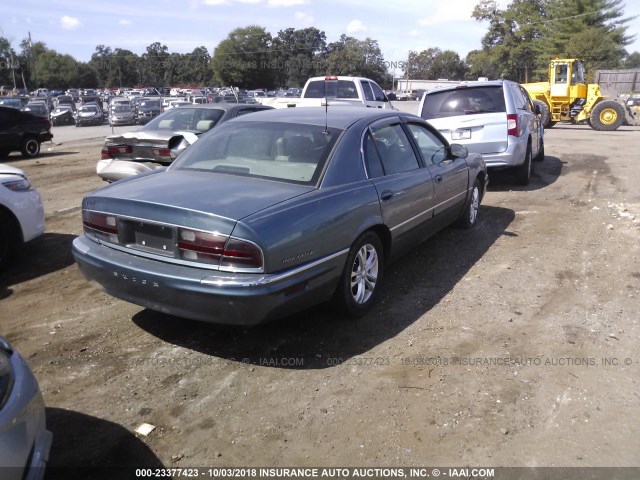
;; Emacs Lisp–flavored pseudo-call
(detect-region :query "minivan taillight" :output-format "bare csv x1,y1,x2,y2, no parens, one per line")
507,114,519,136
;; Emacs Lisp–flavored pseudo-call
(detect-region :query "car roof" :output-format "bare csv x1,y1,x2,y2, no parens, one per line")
229,106,407,129
427,79,511,94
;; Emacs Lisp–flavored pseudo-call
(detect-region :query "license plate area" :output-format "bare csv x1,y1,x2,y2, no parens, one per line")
452,128,472,140
120,220,176,257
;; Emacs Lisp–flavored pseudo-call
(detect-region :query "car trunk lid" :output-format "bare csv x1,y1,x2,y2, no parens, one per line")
84,170,315,238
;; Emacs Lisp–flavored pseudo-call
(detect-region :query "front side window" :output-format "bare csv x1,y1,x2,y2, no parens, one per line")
366,123,420,175
554,64,568,84
406,123,447,165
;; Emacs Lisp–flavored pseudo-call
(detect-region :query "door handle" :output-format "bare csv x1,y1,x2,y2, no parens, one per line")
380,190,394,201
435,175,444,183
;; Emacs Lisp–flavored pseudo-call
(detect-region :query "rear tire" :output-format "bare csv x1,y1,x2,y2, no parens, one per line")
515,143,532,186
534,138,545,162
455,179,481,229
334,231,384,318
20,136,41,158
590,101,625,131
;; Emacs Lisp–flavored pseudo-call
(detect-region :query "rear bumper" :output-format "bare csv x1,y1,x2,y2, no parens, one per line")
72,236,347,325
478,138,527,169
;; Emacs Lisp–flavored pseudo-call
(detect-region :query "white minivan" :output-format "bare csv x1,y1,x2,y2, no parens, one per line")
418,79,544,185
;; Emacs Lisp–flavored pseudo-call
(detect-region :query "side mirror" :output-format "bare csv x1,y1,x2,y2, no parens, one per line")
534,104,542,115
450,143,469,159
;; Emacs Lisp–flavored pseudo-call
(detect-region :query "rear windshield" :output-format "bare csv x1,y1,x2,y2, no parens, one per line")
420,86,506,119
172,122,341,185
304,80,359,99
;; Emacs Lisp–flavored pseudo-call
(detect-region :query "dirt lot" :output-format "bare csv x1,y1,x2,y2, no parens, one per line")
1,123,639,476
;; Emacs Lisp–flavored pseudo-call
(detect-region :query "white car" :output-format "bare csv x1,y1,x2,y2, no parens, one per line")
0,164,45,269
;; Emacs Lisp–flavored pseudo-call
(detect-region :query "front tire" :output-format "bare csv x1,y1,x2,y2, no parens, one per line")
20,136,41,158
590,101,625,131
334,232,384,317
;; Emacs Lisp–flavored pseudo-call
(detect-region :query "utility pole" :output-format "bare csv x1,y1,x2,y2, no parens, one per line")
28,31,35,89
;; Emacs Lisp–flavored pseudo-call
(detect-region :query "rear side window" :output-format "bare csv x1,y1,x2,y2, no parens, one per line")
361,81,375,101
420,86,506,119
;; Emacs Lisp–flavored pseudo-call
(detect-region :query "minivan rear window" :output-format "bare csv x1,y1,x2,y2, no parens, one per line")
420,86,506,119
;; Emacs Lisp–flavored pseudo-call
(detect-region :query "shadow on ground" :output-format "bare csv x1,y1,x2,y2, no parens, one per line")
133,205,516,370
44,407,165,480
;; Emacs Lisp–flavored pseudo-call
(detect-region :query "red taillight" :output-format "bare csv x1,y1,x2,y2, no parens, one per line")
107,145,133,156
83,210,119,243
151,147,171,158
325,76,338,80
220,238,263,269
178,228,263,270
178,229,226,265
507,114,519,136
101,147,110,159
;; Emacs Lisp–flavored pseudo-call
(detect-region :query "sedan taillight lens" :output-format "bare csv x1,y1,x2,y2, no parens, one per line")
178,229,225,265
151,148,171,158
107,145,133,156
179,228,263,270
83,210,119,243
220,238,263,269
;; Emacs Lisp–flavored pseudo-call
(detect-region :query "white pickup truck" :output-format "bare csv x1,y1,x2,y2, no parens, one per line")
260,76,395,109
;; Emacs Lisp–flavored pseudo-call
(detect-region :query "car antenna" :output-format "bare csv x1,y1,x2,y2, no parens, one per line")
323,76,338,135
323,98,329,134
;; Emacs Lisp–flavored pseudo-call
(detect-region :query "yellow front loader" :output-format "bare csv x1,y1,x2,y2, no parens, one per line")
522,58,637,130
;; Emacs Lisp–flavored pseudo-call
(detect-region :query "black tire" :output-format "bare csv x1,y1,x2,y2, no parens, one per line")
515,143,532,186
534,138,545,162
533,99,551,128
20,136,41,158
455,178,481,229
0,210,20,270
334,231,385,318
590,101,625,131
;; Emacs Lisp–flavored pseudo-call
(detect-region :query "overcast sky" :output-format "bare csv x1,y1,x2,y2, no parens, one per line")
2,0,639,69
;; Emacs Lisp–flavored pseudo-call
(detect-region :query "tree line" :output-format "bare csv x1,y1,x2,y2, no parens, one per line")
1,0,638,91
